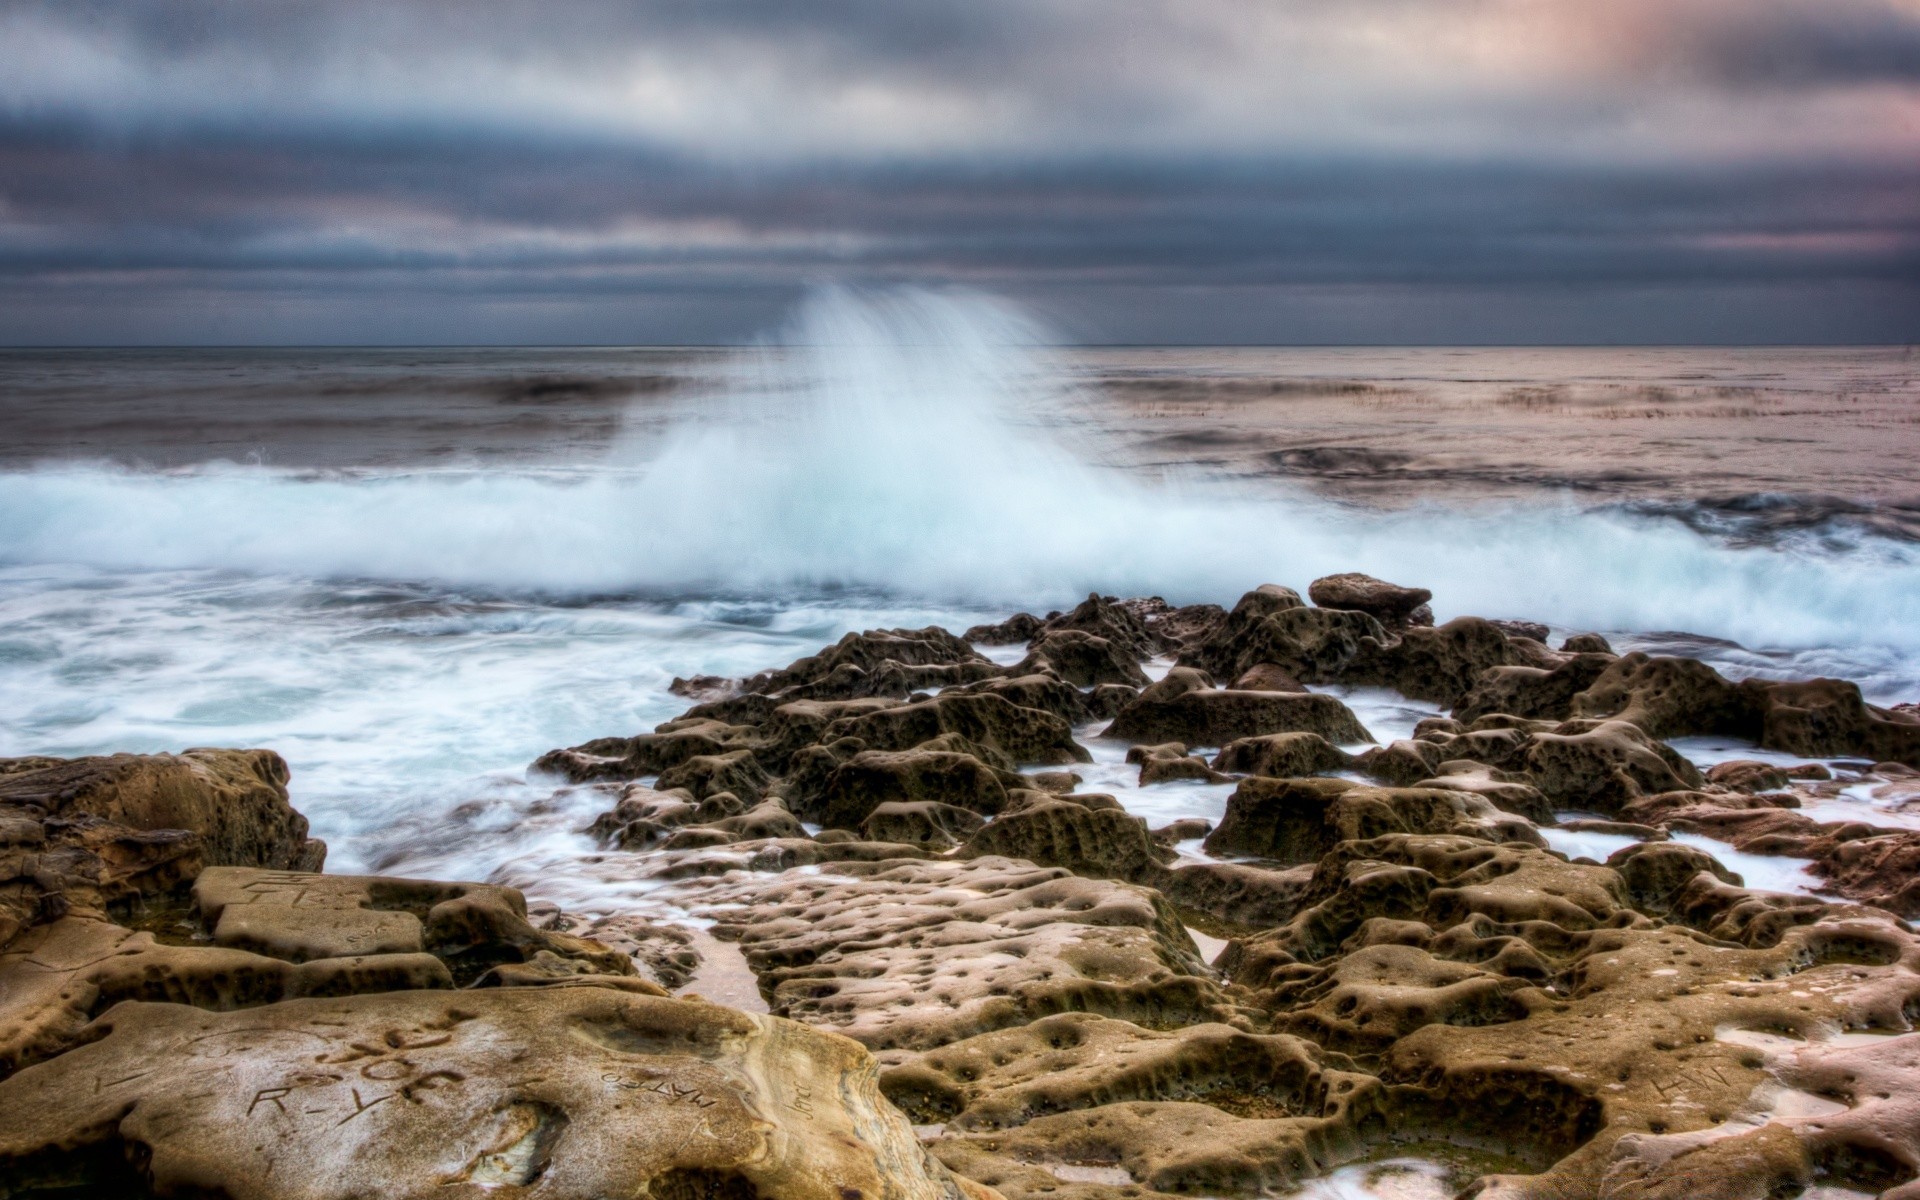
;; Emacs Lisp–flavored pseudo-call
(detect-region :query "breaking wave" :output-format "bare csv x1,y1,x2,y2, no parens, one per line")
0,287,1915,690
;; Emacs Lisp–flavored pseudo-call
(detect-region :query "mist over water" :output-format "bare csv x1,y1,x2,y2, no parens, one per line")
0,287,1916,883
0,287,1915,687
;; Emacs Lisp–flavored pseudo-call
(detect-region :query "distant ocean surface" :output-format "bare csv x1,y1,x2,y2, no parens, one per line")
1,290,1915,893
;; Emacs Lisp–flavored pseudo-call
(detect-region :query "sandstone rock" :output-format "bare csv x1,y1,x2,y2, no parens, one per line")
1814,831,1920,917
1452,652,1618,724
1211,731,1352,779
881,1013,1363,1133
564,914,701,989
1014,629,1149,688
1307,572,1434,628
1037,594,1161,661
1205,780,1539,863
1704,759,1793,792
964,612,1044,645
1179,585,1305,677
747,626,991,695
1157,860,1316,929
1106,686,1371,748
0,916,450,1078
0,750,324,951
685,858,1238,1050
534,723,748,783
1560,632,1613,653
1228,663,1307,692
964,799,1173,883
1490,619,1551,642
823,694,1090,768
804,749,1012,830
862,801,988,849
0,988,985,1200
1348,616,1531,707
655,749,774,803
1521,719,1704,813
194,867,631,984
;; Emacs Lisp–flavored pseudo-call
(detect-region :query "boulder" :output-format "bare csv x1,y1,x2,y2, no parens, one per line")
964,799,1172,883
1013,629,1149,688
1229,663,1307,692
805,749,1012,830
1204,780,1537,862
1452,652,1618,724
0,750,324,949
1107,682,1371,748
1307,572,1434,628
823,694,1090,768
1211,731,1352,779
1522,719,1704,813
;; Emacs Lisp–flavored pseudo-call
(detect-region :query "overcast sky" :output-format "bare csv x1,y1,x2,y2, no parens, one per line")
1,0,1916,344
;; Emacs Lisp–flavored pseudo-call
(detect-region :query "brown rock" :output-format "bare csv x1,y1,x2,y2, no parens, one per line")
1307,572,1434,627
0,988,983,1200
1211,731,1352,779
1106,684,1371,748
1014,629,1150,688
861,800,988,849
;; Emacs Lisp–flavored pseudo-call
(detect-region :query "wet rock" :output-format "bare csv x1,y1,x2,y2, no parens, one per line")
1229,663,1307,692
1452,652,1618,724
1205,780,1539,863
668,673,739,702
1560,632,1613,654
1211,731,1352,779
1521,719,1704,813
1704,759,1793,792
656,748,774,803
1127,743,1229,786
862,800,988,849
0,750,324,951
195,867,630,984
0,915,452,1078
1568,652,1760,739
1307,572,1434,629
804,749,1013,830
1106,681,1371,748
824,693,1090,768
1038,594,1162,662
1149,818,1213,846
881,1013,1363,1133
1410,771,1554,824
1814,832,1920,917
1158,860,1316,928
689,857,1238,1050
535,723,748,784
1349,617,1531,707
565,914,701,989
1490,619,1551,642
965,798,1173,883
1015,629,1150,688
964,612,1044,645
748,626,990,694
0,988,984,1200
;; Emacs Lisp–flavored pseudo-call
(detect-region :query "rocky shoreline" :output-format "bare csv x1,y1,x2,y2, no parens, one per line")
4,577,1919,1198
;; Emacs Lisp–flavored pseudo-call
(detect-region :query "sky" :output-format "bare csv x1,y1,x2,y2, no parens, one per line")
0,0,1916,345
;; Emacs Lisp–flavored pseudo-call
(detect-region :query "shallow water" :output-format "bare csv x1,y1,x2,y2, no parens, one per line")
0,290,1914,928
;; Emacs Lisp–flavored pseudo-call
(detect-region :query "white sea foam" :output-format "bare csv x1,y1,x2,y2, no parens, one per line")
0,288,1915,699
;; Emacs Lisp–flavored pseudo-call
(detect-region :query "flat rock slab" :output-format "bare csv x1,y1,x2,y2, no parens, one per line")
0,988,987,1200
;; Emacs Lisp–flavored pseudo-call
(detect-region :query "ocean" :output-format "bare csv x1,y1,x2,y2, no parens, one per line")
1,289,1916,902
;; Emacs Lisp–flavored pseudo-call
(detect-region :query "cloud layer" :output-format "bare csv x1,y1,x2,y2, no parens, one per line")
2,0,1916,343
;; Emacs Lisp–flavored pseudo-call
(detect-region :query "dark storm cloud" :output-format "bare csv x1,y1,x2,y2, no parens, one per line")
0,0,1915,343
